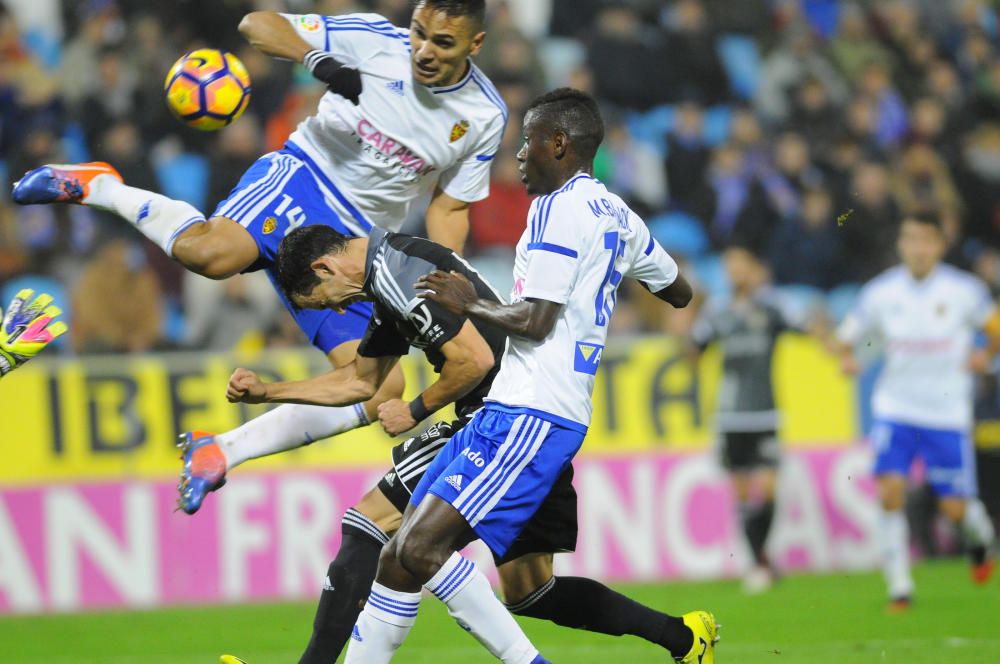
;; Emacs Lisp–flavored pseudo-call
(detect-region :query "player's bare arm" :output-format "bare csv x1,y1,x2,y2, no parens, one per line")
378,319,494,435
239,11,313,62
417,269,562,341
226,354,398,406
640,275,693,308
425,188,471,255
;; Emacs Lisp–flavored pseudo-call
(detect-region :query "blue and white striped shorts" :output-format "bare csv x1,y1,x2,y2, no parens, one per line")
410,403,586,557
211,144,375,353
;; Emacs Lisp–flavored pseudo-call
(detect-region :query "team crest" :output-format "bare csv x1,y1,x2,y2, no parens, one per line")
449,120,470,143
298,16,321,32
262,217,277,234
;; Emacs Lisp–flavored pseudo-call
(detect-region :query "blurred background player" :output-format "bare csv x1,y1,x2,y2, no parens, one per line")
0,289,67,378
833,213,1000,611
689,244,796,593
10,1,505,526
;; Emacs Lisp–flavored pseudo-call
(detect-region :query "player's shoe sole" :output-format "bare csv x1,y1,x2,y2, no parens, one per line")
177,431,227,515
677,610,720,663
220,656,248,664
11,162,121,205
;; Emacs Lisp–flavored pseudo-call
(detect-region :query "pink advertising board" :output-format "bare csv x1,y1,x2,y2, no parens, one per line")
0,447,879,614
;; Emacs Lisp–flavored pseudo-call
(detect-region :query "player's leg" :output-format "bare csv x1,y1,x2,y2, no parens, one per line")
12,161,260,278
924,429,996,584
299,422,455,663
722,431,778,591
872,421,917,609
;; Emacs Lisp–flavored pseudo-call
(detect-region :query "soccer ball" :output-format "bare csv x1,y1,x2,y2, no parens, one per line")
164,49,251,131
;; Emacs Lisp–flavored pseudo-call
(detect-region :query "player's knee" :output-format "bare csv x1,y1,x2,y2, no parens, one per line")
938,496,966,523
396,529,448,583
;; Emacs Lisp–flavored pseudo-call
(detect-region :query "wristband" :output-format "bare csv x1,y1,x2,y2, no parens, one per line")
409,394,433,422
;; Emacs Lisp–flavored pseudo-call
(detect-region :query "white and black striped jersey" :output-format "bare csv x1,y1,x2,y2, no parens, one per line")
359,227,506,416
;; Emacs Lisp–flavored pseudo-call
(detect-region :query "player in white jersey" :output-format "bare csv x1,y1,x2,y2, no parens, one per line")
834,213,1000,611
10,1,505,519
343,89,718,664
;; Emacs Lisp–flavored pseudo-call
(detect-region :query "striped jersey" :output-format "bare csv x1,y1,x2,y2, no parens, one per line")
486,174,680,428
280,12,507,235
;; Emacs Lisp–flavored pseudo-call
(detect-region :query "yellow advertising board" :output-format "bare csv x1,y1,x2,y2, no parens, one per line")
0,336,857,485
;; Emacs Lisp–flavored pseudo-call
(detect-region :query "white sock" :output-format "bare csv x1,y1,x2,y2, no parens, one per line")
217,403,369,470
83,176,205,254
425,552,541,664
961,498,996,548
344,582,421,664
880,508,914,599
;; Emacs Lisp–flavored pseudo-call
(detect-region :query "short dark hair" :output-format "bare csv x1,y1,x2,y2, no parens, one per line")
275,225,351,301
526,87,605,161
415,0,486,30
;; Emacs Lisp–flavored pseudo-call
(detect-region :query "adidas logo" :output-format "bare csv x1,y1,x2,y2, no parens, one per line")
352,625,363,642
383,471,396,487
386,80,405,96
136,201,151,222
445,474,463,490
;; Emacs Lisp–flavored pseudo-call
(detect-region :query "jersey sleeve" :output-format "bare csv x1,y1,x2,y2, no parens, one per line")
404,299,467,351
357,309,411,359
436,112,505,203
519,196,582,304
836,283,877,344
965,276,995,328
280,13,406,66
623,216,679,292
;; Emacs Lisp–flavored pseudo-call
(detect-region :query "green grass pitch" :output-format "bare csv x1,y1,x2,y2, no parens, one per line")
1,560,997,663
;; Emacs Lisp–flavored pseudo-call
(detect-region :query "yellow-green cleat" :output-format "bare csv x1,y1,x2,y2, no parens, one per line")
677,610,720,663
220,656,248,664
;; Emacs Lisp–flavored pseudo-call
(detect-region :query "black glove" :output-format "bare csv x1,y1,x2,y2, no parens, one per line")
303,49,362,105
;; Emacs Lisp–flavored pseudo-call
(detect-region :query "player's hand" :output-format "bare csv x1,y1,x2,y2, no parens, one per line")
378,398,418,436
415,270,477,316
304,50,362,105
840,354,861,376
226,368,268,403
969,348,994,373
0,289,67,378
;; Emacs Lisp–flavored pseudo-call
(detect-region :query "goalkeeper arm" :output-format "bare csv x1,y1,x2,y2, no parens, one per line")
0,289,67,378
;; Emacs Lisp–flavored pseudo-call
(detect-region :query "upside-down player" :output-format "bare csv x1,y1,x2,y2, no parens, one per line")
10,0,504,530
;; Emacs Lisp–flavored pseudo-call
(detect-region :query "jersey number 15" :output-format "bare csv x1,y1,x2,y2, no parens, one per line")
595,231,625,327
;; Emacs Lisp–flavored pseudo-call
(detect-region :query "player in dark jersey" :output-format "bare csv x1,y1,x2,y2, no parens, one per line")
225,224,700,662
689,245,794,593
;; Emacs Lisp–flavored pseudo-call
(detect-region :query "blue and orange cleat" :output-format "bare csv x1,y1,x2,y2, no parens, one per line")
177,431,228,515
11,162,121,206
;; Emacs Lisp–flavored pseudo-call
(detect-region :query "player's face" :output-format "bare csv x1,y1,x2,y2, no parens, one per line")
409,6,484,87
723,247,762,293
292,257,366,314
516,112,556,195
898,220,945,278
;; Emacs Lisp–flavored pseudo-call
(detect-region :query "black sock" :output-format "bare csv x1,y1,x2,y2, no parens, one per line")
506,576,693,659
298,508,388,664
970,544,988,566
741,500,775,566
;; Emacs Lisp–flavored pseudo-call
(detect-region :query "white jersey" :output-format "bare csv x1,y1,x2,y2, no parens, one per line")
838,264,994,430
280,13,506,234
486,174,680,428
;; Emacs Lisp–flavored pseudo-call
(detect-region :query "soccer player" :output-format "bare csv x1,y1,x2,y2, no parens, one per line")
834,213,999,611
228,222,715,662
689,245,794,593
0,289,67,378
342,88,717,664
10,0,505,517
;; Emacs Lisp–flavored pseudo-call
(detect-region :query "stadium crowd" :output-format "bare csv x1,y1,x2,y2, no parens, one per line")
3,0,1000,353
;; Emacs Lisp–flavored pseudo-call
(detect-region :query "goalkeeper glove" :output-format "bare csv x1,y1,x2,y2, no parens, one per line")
0,289,67,377
303,50,363,105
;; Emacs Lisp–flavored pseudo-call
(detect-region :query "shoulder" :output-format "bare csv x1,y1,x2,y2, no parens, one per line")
937,264,990,298
464,64,508,127
322,13,410,46
864,266,905,296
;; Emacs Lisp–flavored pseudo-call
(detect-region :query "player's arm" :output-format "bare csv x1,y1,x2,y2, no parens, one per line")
239,12,362,103
226,353,398,406
639,274,693,308
377,320,495,435
425,188,470,255
416,270,562,341
0,289,67,378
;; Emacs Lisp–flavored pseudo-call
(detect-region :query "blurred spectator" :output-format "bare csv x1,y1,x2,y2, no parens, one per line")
182,271,282,351
771,131,824,201
207,114,264,212
891,142,961,216
769,186,844,290
475,1,546,98
71,237,163,354
598,115,667,210
956,123,1000,241
57,1,124,107
841,161,900,281
666,102,710,209
78,45,137,150
755,25,847,123
859,60,909,149
467,151,530,254
829,3,895,85
661,0,730,105
787,77,841,157
587,4,669,110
